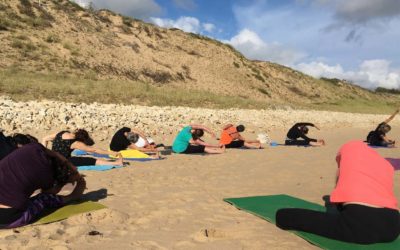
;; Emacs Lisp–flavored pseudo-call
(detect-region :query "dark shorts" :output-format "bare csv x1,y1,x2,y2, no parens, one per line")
285,140,310,146
69,156,97,166
225,140,245,148
182,145,206,154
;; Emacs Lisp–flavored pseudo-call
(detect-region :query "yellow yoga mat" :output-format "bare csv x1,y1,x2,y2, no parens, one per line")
110,149,150,159
33,201,107,225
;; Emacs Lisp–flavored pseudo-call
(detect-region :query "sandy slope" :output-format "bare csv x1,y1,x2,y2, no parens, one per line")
1,126,400,250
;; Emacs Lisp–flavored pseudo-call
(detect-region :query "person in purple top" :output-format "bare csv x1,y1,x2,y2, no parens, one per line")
0,143,86,229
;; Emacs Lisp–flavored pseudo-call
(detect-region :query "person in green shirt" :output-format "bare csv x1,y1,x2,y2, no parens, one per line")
172,124,225,154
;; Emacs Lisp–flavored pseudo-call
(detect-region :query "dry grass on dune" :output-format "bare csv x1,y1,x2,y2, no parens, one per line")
0,69,270,109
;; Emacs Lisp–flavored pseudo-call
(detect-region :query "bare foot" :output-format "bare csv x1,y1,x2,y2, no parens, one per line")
115,155,123,166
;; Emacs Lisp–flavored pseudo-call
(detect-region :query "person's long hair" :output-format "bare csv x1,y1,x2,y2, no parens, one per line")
47,151,78,185
11,133,38,146
74,129,94,146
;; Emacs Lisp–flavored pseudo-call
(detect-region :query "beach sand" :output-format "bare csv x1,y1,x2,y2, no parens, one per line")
1,127,400,250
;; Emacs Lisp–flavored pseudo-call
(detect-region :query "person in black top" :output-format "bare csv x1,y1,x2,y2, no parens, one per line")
366,108,399,147
42,129,123,166
285,123,325,146
0,131,39,160
110,127,160,157
0,131,16,161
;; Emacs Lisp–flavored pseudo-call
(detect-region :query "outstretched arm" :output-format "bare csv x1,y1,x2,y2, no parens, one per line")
41,133,57,148
190,139,220,148
384,108,400,124
128,143,158,153
72,141,120,157
299,133,317,142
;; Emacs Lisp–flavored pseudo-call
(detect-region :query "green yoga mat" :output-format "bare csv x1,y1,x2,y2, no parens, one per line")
33,201,107,225
224,194,400,250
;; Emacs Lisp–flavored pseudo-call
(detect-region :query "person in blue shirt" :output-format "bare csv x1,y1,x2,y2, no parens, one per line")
172,124,225,154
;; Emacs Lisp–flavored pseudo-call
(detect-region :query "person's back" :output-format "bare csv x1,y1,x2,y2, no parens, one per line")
172,126,193,153
286,125,302,140
220,126,237,145
51,131,75,159
0,143,54,210
331,140,397,209
367,122,389,146
110,127,132,152
276,140,399,244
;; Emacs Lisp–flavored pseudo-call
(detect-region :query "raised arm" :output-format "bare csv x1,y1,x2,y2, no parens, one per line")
41,133,58,148
130,128,149,145
384,108,400,124
222,124,234,130
295,122,315,128
190,124,216,138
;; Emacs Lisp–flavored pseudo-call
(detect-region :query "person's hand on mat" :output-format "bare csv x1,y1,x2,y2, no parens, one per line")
318,139,325,145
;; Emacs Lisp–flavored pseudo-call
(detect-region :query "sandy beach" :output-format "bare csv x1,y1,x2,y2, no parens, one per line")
1,97,400,249
0,126,400,250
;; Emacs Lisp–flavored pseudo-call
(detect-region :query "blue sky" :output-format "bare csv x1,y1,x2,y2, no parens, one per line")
76,0,400,89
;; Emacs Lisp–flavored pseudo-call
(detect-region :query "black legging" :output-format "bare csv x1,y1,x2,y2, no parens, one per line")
276,204,400,244
285,139,310,146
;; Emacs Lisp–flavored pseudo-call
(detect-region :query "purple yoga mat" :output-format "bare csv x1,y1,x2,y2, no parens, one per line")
385,158,400,171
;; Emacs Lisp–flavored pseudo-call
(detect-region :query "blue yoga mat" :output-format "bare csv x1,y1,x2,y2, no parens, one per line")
72,150,156,162
77,165,124,171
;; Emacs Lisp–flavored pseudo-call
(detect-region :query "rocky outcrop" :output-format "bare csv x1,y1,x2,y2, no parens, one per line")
0,96,392,139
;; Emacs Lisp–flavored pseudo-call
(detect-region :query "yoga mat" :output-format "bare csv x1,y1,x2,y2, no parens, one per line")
77,165,124,171
385,158,400,171
33,201,107,225
369,146,395,149
72,150,155,162
224,194,400,250
275,143,311,147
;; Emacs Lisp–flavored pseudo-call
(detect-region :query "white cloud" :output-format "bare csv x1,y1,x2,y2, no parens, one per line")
296,59,400,89
202,23,215,33
73,0,89,8
226,29,306,66
73,0,161,19
150,16,216,34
